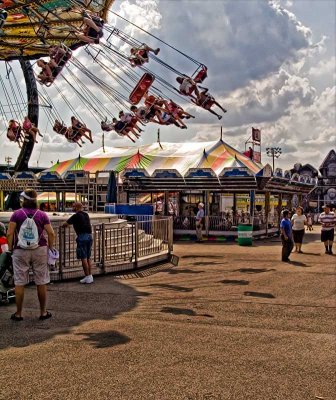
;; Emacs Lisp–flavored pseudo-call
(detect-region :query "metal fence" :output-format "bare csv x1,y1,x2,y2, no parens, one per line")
48,217,173,281
173,212,280,234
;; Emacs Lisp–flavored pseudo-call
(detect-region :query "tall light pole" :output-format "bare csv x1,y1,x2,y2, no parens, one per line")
5,156,12,173
266,147,282,171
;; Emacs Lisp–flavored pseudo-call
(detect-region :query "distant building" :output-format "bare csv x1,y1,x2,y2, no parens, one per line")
315,149,336,209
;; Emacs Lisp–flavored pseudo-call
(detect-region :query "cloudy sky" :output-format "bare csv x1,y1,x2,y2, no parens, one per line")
0,0,335,170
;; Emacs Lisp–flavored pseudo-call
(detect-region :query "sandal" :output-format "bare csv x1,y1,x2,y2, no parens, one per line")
10,313,23,322
39,311,52,321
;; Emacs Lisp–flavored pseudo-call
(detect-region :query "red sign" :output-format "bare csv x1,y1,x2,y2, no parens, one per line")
252,127,261,142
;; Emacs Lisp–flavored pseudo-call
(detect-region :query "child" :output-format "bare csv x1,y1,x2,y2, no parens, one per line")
0,222,8,254
307,212,313,231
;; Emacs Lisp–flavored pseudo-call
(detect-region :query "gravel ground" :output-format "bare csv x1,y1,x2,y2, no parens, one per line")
0,227,335,400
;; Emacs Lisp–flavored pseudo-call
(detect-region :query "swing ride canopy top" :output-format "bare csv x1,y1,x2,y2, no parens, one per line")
0,0,114,61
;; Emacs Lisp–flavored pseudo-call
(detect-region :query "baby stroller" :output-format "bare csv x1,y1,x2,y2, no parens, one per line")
0,252,15,304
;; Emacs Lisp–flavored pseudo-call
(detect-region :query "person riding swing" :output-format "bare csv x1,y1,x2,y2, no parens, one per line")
36,46,71,86
192,87,227,120
53,120,84,147
75,11,104,44
128,44,160,67
71,116,93,143
100,118,137,143
176,76,200,100
22,116,43,143
7,120,24,147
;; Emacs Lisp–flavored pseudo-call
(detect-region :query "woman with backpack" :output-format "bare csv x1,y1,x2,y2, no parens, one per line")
6,189,55,321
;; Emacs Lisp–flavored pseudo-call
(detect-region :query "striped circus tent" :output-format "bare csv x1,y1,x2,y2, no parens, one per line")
47,140,263,177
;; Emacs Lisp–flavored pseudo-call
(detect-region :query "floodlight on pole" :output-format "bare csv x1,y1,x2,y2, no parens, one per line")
266,147,282,171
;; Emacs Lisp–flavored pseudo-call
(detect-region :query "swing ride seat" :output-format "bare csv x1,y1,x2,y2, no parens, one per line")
129,73,155,105
193,65,208,83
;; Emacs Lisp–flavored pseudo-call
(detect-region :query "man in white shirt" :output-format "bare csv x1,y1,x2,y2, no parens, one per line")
318,204,335,254
195,202,205,242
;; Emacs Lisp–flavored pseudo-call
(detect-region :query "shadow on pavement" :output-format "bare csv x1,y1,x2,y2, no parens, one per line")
220,279,249,286
167,269,205,274
234,268,276,274
289,261,311,267
161,307,214,318
244,291,276,299
181,255,222,259
76,330,131,349
193,261,224,266
150,284,193,292
0,277,147,351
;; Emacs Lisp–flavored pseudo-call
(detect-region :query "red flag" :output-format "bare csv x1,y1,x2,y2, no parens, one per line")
252,127,261,142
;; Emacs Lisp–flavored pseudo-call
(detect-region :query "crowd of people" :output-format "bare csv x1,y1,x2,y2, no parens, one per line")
280,204,335,262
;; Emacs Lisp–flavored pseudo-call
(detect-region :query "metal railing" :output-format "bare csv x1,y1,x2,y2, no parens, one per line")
173,212,280,233
47,217,172,281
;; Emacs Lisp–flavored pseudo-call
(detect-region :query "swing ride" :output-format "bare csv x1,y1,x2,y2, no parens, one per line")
0,0,227,182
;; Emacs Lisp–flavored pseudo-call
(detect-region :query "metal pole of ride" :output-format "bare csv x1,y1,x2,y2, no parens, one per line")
59,225,65,280
15,60,39,171
134,221,139,269
250,190,255,238
101,223,105,273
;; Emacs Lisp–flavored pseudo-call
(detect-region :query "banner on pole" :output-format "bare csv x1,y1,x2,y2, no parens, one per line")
252,127,261,142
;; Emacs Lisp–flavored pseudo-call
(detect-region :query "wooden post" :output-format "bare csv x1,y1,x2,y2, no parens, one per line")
277,193,283,228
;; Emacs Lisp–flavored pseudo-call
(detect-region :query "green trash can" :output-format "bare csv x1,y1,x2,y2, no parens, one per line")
237,224,253,246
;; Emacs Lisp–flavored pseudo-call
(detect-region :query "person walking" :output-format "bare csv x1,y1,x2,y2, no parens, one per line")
291,206,307,253
62,202,94,283
195,202,205,242
7,189,55,321
280,209,293,262
318,204,335,255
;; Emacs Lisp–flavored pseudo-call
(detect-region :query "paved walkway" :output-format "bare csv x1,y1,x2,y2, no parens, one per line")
0,228,335,400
